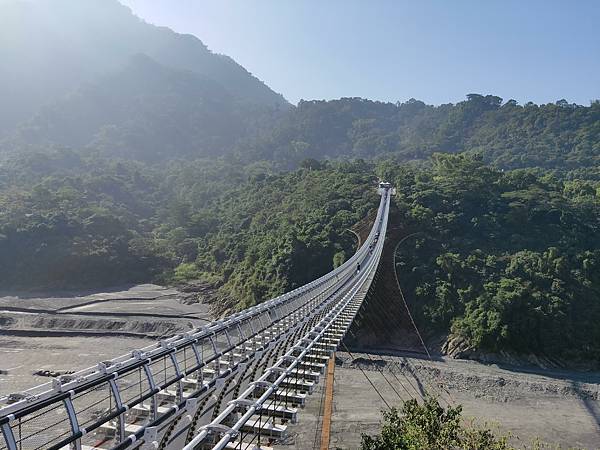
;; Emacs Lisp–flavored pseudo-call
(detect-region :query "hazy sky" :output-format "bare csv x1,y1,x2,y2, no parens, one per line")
120,0,600,106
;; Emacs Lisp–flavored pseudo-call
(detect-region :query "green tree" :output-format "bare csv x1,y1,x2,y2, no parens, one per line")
361,397,512,450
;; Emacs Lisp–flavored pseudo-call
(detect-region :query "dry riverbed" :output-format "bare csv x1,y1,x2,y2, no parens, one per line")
0,284,213,396
279,352,600,450
1,288,599,448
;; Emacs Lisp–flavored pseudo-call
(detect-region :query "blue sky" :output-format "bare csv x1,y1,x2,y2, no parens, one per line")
120,0,600,106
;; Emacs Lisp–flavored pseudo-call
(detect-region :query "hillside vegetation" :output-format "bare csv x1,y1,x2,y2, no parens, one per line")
251,95,600,169
2,3,598,174
1,4,597,169
7,90,599,171
2,150,599,361
0,153,375,311
361,396,514,450
384,154,600,361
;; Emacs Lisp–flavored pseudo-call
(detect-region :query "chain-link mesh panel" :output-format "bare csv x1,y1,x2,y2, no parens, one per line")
212,331,230,355
197,338,215,365
227,326,243,348
11,400,72,450
239,320,254,341
149,356,178,388
176,345,204,397
150,356,180,411
112,367,157,441
258,312,271,330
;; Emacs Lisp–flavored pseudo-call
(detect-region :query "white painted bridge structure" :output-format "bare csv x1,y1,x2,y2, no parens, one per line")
0,186,391,450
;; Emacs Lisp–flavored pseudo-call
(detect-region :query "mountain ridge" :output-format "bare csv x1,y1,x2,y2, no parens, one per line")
1,0,598,170
0,0,288,134
8,53,260,160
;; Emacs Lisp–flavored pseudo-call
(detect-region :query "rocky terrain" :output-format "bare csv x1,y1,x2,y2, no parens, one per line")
280,351,600,449
0,284,213,395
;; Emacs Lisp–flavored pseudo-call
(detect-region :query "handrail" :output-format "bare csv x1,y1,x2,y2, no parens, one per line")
0,187,391,450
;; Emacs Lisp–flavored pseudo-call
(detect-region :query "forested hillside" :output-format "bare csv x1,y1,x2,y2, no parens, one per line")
0,152,375,311
251,95,600,169
384,154,600,361
1,0,599,362
3,150,599,361
0,0,287,134
2,2,597,171
8,90,599,170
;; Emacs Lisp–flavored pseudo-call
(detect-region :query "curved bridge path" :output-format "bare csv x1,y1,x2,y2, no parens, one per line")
0,186,392,450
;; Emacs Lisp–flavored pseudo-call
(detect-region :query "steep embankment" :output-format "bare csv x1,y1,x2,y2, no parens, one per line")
0,314,185,338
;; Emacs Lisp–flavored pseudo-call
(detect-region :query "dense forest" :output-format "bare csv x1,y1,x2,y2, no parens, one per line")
384,154,600,361
0,151,376,311
2,150,599,361
248,95,600,169
6,93,599,171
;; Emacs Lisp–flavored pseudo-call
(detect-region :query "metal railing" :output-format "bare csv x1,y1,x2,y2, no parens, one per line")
0,187,391,450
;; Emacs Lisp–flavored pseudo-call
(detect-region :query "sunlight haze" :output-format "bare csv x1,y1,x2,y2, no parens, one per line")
1,2,600,449
120,0,600,105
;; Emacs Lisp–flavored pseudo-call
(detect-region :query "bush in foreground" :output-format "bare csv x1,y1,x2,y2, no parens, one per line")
360,396,513,450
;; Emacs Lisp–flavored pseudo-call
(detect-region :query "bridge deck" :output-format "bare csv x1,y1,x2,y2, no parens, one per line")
0,187,392,450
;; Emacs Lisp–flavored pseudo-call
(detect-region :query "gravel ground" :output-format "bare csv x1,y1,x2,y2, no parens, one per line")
0,334,155,395
279,352,600,450
1,287,599,448
0,284,213,397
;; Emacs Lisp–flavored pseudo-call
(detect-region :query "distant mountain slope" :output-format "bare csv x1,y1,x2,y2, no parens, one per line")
0,0,288,133
251,95,600,169
10,54,262,160
1,0,598,170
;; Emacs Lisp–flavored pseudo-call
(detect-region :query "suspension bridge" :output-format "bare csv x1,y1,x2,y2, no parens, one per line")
0,186,393,450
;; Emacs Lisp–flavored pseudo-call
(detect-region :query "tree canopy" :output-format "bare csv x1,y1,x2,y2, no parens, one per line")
386,154,600,361
3,150,599,361
0,152,376,313
361,396,513,450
